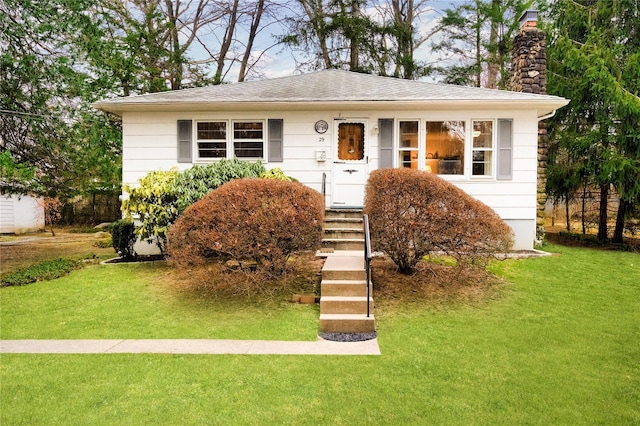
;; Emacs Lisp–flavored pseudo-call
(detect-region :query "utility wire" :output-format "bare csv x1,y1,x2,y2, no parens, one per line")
0,109,118,123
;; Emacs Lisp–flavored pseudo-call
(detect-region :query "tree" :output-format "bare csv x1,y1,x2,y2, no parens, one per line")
546,0,640,242
432,0,530,88
0,151,38,194
0,0,122,202
238,0,267,82
282,0,440,79
85,0,219,93
373,0,442,79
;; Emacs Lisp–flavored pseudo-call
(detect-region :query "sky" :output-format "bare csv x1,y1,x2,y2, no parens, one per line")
193,0,463,83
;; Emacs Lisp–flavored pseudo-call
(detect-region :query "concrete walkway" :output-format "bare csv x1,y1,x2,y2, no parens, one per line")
0,338,381,355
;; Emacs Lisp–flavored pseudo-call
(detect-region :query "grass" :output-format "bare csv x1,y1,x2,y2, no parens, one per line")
1,243,639,424
0,263,319,340
0,258,80,287
0,228,114,275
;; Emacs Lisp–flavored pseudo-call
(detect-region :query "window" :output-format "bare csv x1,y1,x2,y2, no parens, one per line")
337,122,365,161
425,121,465,175
398,120,419,168
194,120,266,160
233,121,264,158
472,120,493,176
197,121,226,158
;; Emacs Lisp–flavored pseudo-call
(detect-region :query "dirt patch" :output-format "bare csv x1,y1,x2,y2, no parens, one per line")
166,252,325,303
371,256,505,307
1,230,506,306
0,229,115,275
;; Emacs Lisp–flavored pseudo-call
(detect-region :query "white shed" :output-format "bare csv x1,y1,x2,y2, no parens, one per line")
0,194,45,234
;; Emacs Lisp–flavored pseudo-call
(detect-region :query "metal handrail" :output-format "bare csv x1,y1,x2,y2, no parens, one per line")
321,172,327,208
321,172,326,198
363,214,372,318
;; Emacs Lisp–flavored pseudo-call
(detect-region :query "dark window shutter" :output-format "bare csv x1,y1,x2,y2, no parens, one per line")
497,119,513,180
177,120,192,163
378,118,394,168
268,119,283,162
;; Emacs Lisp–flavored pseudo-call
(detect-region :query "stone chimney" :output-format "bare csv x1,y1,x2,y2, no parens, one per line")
511,10,546,94
510,10,549,243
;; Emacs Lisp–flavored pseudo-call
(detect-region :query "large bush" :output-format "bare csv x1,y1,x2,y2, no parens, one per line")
122,160,266,252
167,178,324,275
364,168,513,273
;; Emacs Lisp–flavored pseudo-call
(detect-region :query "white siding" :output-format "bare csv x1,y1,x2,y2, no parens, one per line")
0,197,13,233
0,195,45,234
121,107,542,249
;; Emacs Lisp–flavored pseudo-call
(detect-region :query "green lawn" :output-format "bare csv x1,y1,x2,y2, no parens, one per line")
1,244,639,425
0,262,319,341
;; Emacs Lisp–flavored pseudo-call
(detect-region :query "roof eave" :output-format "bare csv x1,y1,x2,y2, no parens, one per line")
93,98,569,117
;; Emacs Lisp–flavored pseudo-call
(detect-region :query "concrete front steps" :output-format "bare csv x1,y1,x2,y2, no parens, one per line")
321,209,365,251
318,229,375,334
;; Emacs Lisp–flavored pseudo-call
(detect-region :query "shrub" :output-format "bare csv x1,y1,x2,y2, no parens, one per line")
1,258,79,287
109,219,137,259
122,168,180,253
122,160,266,252
38,197,63,236
171,159,266,212
167,178,324,275
364,168,513,274
260,168,292,181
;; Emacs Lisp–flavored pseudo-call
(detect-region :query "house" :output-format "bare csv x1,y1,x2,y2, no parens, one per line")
0,194,44,234
94,67,568,251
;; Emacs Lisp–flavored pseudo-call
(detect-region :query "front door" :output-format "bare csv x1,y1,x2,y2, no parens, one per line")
331,120,368,207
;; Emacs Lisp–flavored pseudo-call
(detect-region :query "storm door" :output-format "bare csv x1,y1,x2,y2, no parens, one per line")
331,120,368,207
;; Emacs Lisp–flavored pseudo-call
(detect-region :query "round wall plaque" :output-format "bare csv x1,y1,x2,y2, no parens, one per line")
314,120,328,134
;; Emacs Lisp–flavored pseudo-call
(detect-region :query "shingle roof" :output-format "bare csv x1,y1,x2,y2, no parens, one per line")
94,69,568,115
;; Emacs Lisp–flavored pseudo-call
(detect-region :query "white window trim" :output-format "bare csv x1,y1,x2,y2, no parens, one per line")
231,120,266,161
195,120,227,161
396,118,421,169
470,118,496,179
194,119,267,162
423,119,466,179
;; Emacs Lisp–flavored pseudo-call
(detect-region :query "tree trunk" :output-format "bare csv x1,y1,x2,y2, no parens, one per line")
486,0,500,88
597,183,609,241
92,192,96,225
299,0,332,68
165,0,180,89
392,0,414,79
613,198,628,243
215,0,240,83
581,183,587,235
349,0,360,71
565,197,570,232
475,9,481,87
238,0,265,82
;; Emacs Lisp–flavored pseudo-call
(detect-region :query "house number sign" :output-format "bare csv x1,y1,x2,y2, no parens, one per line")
314,120,328,134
